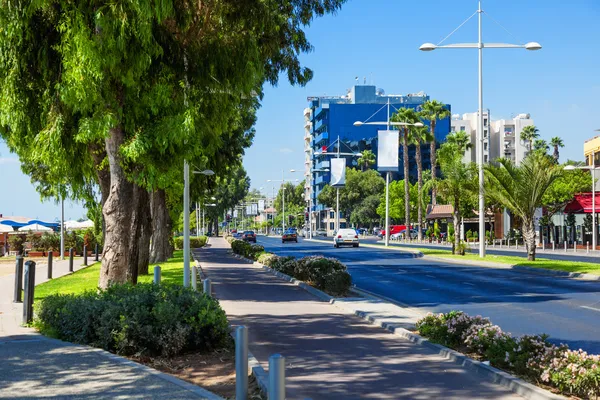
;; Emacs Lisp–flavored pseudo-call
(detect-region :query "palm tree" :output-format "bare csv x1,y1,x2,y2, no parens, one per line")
520,125,540,153
550,137,564,163
533,139,549,153
392,107,420,235
445,130,473,154
419,100,451,205
357,149,376,171
427,141,478,255
484,152,563,261
412,125,433,240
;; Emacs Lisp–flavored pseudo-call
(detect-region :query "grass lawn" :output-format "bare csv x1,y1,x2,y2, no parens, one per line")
416,247,600,276
35,250,187,301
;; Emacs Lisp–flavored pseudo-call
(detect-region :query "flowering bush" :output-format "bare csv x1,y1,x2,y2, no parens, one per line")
416,311,600,399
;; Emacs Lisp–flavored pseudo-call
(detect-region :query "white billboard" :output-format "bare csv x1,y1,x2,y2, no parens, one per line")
330,158,346,188
233,209,238,218
246,205,252,216
258,199,265,211
377,130,399,172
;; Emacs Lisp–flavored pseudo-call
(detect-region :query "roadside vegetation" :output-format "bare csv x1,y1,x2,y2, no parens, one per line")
416,311,600,398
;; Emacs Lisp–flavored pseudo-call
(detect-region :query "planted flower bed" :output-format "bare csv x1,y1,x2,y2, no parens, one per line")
416,311,600,399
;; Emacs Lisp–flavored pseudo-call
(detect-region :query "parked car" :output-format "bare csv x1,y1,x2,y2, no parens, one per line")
315,229,327,237
333,228,359,248
379,225,409,238
391,229,418,240
232,231,242,238
282,229,298,243
241,230,256,243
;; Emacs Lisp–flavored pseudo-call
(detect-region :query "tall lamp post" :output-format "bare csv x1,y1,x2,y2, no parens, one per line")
309,168,330,239
182,167,214,288
267,170,298,234
420,0,541,257
565,158,598,251
353,99,423,247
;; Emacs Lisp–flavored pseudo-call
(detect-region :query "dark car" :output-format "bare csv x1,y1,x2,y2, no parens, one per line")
282,229,298,243
241,230,256,243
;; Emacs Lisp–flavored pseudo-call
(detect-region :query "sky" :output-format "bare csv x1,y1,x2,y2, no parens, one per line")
1,0,599,221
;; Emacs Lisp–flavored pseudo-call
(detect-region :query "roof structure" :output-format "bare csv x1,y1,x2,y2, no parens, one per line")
426,204,454,220
564,193,600,214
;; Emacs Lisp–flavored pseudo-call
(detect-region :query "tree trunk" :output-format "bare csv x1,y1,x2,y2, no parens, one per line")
416,140,423,241
523,217,536,261
137,188,151,275
430,120,437,205
403,129,411,237
149,189,172,263
90,143,110,246
126,185,145,285
99,125,136,289
453,200,461,255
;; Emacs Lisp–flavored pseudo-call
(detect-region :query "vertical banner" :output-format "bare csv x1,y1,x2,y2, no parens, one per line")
251,204,258,216
330,158,346,188
258,199,265,211
233,209,238,218
246,205,252,216
377,130,399,172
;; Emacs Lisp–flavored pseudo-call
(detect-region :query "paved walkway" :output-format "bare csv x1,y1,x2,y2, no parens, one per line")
193,238,524,400
0,256,220,399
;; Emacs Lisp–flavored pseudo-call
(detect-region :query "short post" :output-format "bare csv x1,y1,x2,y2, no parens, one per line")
83,245,88,266
574,242,577,253
22,261,36,325
203,278,212,297
47,251,53,279
95,243,99,262
69,247,74,272
13,256,24,303
507,239,510,248
268,354,286,400
552,241,555,251
191,266,197,290
236,326,249,400
542,239,545,251
153,266,161,284
564,241,567,252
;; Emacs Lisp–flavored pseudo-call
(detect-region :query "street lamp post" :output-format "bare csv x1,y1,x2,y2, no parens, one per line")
267,171,298,234
353,99,424,247
309,168,330,239
565,157,598,251
182,167,214,288
420,0,541,257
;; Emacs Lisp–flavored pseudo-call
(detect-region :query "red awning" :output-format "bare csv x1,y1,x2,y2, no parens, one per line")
563,193,600,214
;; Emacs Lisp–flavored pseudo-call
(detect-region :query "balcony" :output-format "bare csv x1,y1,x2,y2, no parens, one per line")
315,174,330,185
314,118,328,133
303,107,311,117
304,119,312,129
314,104,328,120
315,160,330,170
314,131,329,145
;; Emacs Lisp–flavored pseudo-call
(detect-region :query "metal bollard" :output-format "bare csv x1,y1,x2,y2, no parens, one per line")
22,261,36,325
552,241,555,251
268,354,286,400
153,266,161,284
69,247,74,272
587,242,590,253
564,241,567,252
203,279,212,296
14,256,24,303
574,243,577,253
542,239,545,251
236,326,249,400
95,243,99,262
47,251,53,279
192,266,197,290
83,245,88,266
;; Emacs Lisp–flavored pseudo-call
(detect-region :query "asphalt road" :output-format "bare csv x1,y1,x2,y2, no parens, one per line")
257,236,600,354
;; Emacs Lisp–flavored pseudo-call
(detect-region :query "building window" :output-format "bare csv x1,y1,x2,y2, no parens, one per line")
460,126,466,131
450,126,456,132
484,129,487,138
484,155,488,162
329,211,335,219
484,142,488,151
484,118,488,126
329,222,334,230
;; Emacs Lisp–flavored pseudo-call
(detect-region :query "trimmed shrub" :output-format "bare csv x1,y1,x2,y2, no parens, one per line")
295,256,351,296
8,234,25,255
174,236,207,250
257,252,277,266
270,256,297,276
35,283,231,357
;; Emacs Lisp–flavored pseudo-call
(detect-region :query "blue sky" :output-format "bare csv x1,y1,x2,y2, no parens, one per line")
1,0,599,221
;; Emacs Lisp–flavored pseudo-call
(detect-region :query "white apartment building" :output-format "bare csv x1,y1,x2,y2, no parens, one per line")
451,111,532,165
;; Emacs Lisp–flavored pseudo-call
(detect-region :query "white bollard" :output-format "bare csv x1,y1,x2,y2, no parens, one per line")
564,241,567,252
552,241,555,251
268,354,286,400
587,242,590,253
203,278,212,296
153,266,161,284
542,239,545,251
236,326,248,400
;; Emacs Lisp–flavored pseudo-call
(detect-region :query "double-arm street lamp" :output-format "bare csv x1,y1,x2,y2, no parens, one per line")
565,159,598,251
267,169,299,233
353,99,424,247
181,167,214,287
420,0,541,257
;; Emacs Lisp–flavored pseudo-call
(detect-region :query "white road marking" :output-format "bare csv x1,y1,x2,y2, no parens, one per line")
425,274,436,278
581,305,600,313
463,282,476,286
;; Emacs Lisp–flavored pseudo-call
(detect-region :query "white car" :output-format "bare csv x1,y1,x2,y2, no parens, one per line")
333,228,359,248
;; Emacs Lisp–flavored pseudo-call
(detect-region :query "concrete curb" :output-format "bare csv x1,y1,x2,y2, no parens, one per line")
248,351,269,394
243,255,564,400
40,336,225,400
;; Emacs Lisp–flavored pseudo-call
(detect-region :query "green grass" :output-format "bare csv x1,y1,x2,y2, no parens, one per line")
35,250,187,301
415,247,600,275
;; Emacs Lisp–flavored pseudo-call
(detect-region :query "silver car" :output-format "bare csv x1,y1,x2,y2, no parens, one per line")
333,228,359,248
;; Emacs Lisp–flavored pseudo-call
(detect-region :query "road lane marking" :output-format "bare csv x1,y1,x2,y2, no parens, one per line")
581,305,600,312
463,282,475,286
425,274,436,278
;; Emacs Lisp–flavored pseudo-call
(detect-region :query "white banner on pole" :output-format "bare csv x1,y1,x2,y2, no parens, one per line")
330,158,346,188
246,205,252,216
233,209,238,218
377,130,399,172
251,204,258,216
258,199,265,211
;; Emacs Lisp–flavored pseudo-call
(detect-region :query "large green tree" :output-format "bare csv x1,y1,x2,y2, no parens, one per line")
485,152,563,261
419,100,451,205
550,137,564,163
520,125,540,152
412,125,433,240
0,0,346,288
357,149,376,171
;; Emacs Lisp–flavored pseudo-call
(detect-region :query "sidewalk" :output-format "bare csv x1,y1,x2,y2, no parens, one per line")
193,238,525,400
0,257,220,399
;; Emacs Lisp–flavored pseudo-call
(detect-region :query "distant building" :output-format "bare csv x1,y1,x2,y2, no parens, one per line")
450,111,533,165
304,84,451,234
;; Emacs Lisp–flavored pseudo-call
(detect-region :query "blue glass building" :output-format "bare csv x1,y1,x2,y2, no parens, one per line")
303,85,451,219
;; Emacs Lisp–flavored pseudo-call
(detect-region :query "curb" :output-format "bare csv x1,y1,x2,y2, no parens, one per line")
235,253,564,400
248,351,269,394
40,336,224,400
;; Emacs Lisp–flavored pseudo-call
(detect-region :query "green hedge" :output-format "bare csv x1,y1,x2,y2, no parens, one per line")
230,239,264,261
174,236,207,250
35,283,231,357
256,252,351,296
